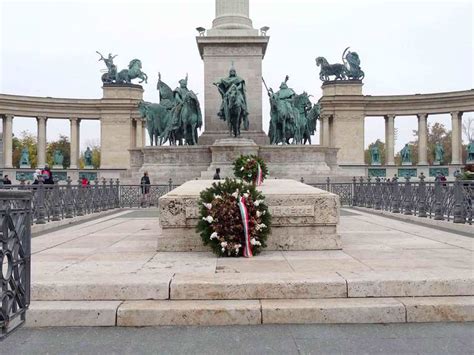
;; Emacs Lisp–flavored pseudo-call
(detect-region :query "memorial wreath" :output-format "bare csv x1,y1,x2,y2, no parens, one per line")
196,178,271,257
233,155,268,185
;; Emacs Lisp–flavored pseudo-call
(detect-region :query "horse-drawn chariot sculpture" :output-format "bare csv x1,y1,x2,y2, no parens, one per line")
97,51,148,85
316,47,364,82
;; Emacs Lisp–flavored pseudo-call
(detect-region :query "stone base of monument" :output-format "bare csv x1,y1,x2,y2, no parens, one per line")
20,164,31,169
53,165,63,170
125,139,340,184
84,165,94,170
158,179,341,252
200,138,259,179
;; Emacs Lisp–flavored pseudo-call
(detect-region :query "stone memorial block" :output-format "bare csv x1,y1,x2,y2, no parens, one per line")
158,179,341,252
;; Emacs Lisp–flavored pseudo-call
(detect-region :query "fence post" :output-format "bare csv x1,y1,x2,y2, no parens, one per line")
109,179,114,210
52,178,61,221
359,177,365,207
36,178,46,224
402,176,413,215
374,177,381,210
453,179,465,224
300,177,304,184
352,176,357,206
115,179,121,208
326,177,330,192
417,173,427,218
168,178,173,192
93,179,100,213
77,179,84,216
433,180,443,220
101,178,108,211
65,177,74,218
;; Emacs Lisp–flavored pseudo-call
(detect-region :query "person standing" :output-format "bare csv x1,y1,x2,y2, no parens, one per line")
42,165,54,184
140,172,151,206
3,175,12,185
213,168,221,180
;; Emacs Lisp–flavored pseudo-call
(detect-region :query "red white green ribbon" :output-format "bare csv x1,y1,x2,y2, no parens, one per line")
238,196,253,258
255,162,263,186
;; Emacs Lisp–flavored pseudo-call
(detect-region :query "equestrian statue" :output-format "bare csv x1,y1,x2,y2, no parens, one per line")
264,76,317,145
213,64,249,138
138,73,202,146
316,47,364,82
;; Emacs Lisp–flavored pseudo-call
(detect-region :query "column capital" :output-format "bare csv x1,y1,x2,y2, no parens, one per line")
384,114,396,119
36,116,48,122
417,113,428,119
69,117,80,123
450,111,462,118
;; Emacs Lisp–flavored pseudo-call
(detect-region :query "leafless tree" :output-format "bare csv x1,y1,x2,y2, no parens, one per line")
462,116,474,142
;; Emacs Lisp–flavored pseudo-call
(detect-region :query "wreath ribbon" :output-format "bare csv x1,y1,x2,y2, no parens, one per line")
255,163,263,186
238,196,253,258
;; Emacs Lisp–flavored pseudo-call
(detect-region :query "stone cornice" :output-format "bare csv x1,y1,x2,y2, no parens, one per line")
0,93,141,119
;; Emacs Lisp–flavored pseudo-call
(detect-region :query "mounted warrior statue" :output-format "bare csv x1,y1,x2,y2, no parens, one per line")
138,73,202,146
213,63,249,138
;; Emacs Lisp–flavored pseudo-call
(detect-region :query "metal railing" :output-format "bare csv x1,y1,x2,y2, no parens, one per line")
352,176,473,225
0,178,177,225
0,190,31,339
303,176,473,225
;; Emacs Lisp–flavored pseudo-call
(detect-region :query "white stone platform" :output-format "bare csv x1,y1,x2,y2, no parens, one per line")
26,208,474,327
158,179,340,251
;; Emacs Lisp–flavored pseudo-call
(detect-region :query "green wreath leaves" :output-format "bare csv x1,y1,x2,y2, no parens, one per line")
233,155,269,184
196,178,271,257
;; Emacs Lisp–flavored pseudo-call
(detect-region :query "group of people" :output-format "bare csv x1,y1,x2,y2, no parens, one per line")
32,165,55,184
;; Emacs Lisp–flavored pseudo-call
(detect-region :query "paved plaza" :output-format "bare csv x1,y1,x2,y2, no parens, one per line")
2,323,473,354
26,208,473,327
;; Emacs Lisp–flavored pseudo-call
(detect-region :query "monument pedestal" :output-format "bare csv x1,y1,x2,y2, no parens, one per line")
201,138,259,179
158,179,341,252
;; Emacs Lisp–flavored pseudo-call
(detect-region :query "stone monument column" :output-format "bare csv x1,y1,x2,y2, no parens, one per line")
37,116,47,167
196,0,270,145
3,114,13,168
450,111,462,165
69,117,80,169
417,113,428,165
384,114,395,165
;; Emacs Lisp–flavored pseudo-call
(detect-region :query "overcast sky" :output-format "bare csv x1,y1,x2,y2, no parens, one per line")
1,0,472,151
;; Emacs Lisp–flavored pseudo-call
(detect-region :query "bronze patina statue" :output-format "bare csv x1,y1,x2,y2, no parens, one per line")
265,76,314,145
213,64,249,137
138,73,202,146
316,47,364,82
97,51,148,84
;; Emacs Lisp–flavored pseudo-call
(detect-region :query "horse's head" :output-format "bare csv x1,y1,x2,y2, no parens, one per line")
315,57,327,67
137,101,149,117
129,59,142,70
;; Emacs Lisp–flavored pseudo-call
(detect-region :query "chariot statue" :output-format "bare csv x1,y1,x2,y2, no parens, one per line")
316,47,364,82
97,51,148,85
264,76,315,145
138,73,202,146
213,64,249,138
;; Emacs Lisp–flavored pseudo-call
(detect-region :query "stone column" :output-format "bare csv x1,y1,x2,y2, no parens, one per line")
3,114,13,168
135,119,143,148
417,113,428,165
69,117,80,169
451,111,462,164
321,115,330,147
213,0,253,29
384,114,395,165
36,116,47,168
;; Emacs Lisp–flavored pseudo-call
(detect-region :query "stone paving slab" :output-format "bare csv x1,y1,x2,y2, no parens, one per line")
170,272,347,300
26,301,121,327
117,300,261,326
397,296,474,322
261,298,406,324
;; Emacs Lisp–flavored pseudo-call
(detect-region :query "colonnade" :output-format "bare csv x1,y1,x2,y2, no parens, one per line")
1,114,145,169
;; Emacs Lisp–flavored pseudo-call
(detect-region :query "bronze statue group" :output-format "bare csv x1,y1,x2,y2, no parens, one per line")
98,47,366,146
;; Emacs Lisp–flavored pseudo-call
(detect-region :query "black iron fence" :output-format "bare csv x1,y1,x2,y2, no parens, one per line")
0,190,31,339
304,176,473,225
0,178,177,225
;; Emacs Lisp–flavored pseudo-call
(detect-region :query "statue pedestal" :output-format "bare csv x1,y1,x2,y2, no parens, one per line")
158,179,341,252
84,165,94,170
196,35,269,146
433,161,441,166
53,165,63,169
371,162,381,166
20,164,31,169
402,162,412,166
200,138,259,179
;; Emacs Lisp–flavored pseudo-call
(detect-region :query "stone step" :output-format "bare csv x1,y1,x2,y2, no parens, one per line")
31,271,474,301
25,297,474,327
